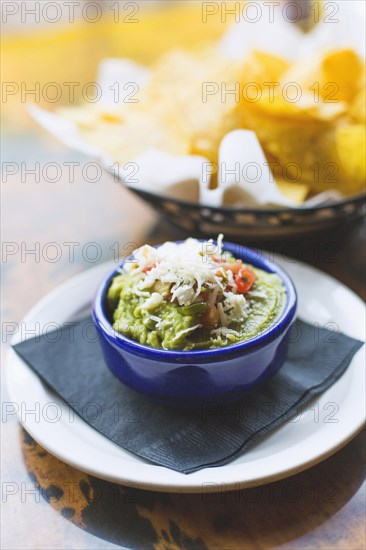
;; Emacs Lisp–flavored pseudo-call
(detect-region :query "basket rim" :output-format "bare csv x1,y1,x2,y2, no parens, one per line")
123,184,366,217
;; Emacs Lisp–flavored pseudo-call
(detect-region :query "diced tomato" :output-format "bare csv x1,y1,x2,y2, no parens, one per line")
142,263,156,273
235,267,256,293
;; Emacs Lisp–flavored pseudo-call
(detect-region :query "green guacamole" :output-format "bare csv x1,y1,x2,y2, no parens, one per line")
107,265,286,351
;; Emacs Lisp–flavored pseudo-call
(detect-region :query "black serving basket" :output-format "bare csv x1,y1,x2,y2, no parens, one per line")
126,186,366,241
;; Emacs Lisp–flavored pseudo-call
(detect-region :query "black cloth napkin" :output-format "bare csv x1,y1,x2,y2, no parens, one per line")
13,317,363,474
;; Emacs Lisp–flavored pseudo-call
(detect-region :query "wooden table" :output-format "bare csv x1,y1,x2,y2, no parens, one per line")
2,133,365,550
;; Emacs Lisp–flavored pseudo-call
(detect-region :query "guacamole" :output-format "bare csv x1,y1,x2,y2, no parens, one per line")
107,237,286,350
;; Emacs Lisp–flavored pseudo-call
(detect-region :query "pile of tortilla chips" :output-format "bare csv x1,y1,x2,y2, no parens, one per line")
58,46,366,205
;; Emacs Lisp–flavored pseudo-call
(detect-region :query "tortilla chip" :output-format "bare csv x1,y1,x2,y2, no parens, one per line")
349,87,366,123
280,49,365,103
80,111,190,164
241,50,290,87
335,124,366,193
322,50,365,102
240,105,343,193
241,91,345,122
276,179,310,205
138,49,243,162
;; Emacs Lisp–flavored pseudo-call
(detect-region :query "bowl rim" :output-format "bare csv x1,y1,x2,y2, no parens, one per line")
93,240,298,360
129,188,366,216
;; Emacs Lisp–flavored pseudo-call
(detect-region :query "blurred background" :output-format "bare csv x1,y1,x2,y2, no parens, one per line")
2,0,234,130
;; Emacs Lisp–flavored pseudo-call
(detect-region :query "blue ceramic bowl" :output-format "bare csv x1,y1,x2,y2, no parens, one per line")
93,241,297,408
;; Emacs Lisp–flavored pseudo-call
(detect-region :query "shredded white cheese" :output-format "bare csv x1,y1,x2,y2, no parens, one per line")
211,327,241,337
246,290,266,299
149,315,162,323
223,293,248,321
131,238,228,307
142,292,163,312
173,324,202,341
217,233,224,255
134,289,150,298
156,319,169,330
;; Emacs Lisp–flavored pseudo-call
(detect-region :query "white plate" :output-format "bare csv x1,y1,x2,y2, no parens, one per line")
6,257,365,493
